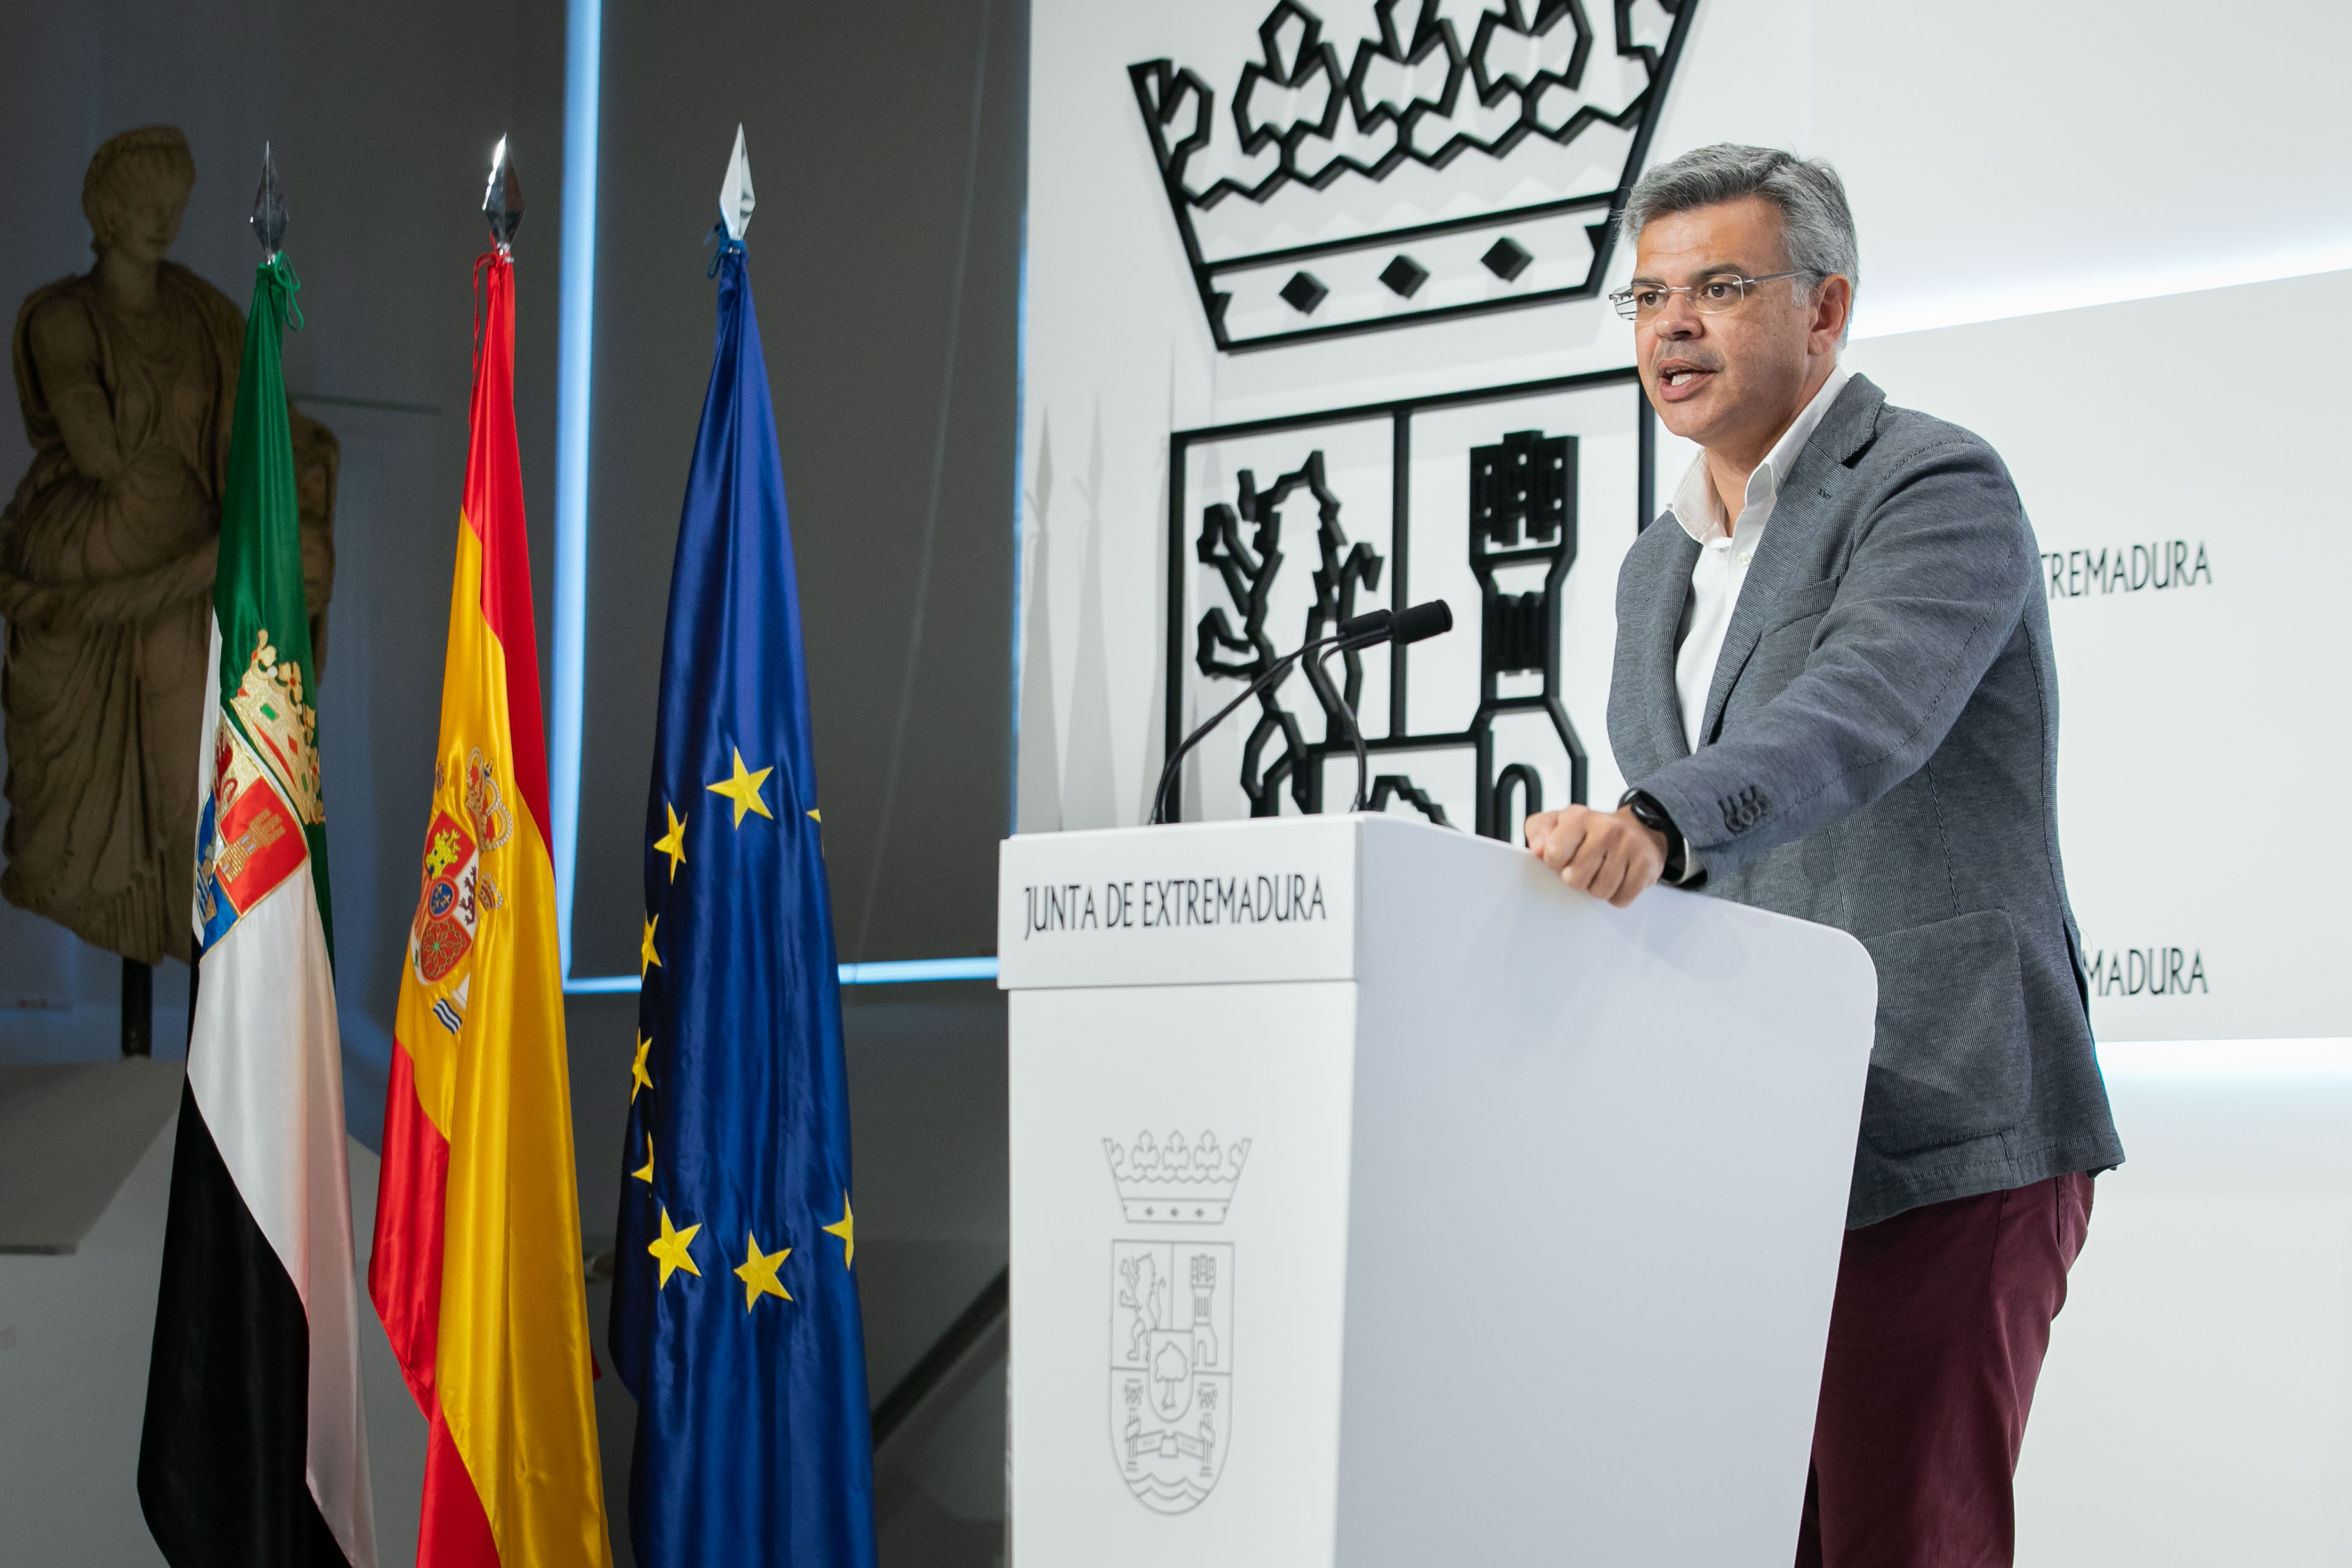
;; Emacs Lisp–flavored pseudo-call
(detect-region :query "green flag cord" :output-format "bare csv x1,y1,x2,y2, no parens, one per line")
258,255,305,332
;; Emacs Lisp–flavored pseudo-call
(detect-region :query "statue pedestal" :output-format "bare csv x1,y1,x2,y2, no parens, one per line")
120,960,151,1057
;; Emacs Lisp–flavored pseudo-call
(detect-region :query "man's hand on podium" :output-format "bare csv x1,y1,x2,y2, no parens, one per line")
1524,805,1668,908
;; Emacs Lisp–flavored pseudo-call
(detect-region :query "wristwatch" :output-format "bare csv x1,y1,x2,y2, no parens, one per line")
1619,789,1703,887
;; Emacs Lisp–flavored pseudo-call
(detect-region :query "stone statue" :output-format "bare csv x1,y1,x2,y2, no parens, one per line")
0,126,336,967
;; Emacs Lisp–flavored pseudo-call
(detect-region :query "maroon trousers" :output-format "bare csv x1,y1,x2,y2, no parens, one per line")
1795,1171,2094,1567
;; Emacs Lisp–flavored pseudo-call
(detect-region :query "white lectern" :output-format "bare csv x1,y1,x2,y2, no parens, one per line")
998,815,1877,1566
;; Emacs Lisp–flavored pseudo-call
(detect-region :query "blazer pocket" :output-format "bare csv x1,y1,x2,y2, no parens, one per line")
1858,908,2032,1157
1764,576,1840,635
1731,578,1848,718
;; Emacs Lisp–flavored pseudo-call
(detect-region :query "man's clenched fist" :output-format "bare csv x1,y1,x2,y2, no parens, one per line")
1524,803,1668,908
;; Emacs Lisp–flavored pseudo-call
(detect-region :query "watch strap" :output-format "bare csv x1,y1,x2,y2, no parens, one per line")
1620,789,1702,887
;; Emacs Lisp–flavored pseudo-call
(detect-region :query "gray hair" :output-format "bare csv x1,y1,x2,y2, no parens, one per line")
1623,144,1858,336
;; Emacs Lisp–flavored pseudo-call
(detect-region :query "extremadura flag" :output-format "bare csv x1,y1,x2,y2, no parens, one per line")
369,233,612,1566
610,150,877,1567
139,237,378,1565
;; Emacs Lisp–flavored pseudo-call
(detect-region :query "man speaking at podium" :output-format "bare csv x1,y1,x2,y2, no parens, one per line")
1522,146,2123,1564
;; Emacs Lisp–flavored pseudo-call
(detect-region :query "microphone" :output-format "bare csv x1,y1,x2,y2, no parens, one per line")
1391,599,1455,645
1331,599,1454,651
1149,601,1454,826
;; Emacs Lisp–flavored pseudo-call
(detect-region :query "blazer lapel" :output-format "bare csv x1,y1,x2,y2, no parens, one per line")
1632,522,1699,763
1695,376,1887,746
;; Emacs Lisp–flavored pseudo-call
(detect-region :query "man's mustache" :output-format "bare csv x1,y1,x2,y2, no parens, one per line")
1648,347,1724,375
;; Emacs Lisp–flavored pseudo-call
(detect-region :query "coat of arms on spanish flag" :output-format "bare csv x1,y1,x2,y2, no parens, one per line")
369,146,612,1567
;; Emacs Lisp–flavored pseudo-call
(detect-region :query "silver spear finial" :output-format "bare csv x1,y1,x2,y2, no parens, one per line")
719,124,755,242
251,142,288,257
483,135,523,249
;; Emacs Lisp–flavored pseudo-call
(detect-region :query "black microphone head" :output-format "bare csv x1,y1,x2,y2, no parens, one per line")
1336,607,1394,644
1394,599,1453,645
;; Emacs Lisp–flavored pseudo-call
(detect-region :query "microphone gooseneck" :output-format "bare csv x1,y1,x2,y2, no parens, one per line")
1148,600,1452,826
1300,646,1371,813
1148,634,1339,826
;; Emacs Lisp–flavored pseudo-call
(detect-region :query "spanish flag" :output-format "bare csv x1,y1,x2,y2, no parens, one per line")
369,175,612,1566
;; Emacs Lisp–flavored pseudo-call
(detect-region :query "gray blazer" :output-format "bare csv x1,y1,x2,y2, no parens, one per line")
1610,375,2122,1227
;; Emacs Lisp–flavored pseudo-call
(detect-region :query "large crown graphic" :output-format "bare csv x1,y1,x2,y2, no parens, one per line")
1104,1130,1253,1224
1131,0,1695,352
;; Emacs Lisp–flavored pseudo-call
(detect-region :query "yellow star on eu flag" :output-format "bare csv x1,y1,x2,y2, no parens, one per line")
640,914,661,977
631,1033,653,1101
822,1192,856,1268
632,1131,654,1185
652,800,687,881
733,1231,794,1310
648,1206,701,1288
706,747,775,828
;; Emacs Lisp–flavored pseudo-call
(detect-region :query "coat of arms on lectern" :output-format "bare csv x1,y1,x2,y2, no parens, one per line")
1104,1130,1250,1513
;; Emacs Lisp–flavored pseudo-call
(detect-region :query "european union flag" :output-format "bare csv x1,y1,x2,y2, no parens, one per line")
611,228,875,1568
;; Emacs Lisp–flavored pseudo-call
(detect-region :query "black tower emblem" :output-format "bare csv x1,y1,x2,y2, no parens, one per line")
1182,415,1592,837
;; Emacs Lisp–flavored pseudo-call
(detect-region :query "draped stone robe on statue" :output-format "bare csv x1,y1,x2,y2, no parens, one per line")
0,261,335,966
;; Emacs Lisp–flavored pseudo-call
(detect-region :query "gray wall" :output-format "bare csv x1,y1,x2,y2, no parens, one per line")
0,1,1022,1563
574,0,1021,978
569,5,1022,1560
0,0,571,1116
0,0,1023,1026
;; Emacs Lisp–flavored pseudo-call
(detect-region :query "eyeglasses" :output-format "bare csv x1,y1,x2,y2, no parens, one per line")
1608,270,1815,322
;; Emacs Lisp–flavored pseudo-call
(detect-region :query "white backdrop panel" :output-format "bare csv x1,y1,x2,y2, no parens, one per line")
1839,270,2352,1041
1027,0,2352,1555
2014,1048,2352,1567
1023,0,2352,840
